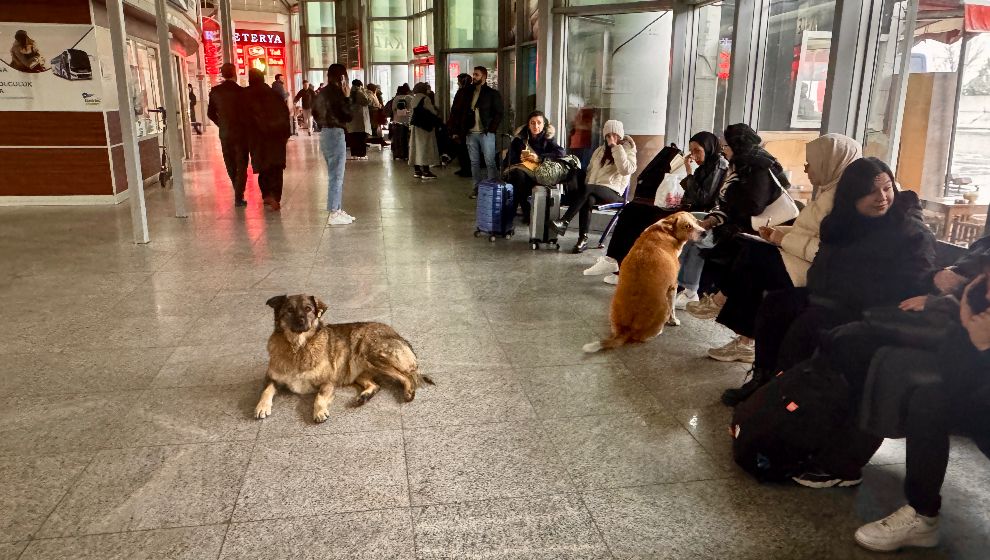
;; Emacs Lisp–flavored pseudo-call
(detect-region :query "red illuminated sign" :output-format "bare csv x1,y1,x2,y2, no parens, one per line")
234,30,285,46
412,45,430,56
268,48,283,57
268,57,285,66
717,51,730,80
247,45,265,57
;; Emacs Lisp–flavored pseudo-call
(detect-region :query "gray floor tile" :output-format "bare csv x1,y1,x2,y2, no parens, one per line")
181,313,273,346
404,421,574,505
413,495,611,560
0,452,92,542
0,347,174,397
220,509,415,559
511,363,661,419
119,383,261,446
256,384,404,438
64,316,196,350
234,431,408,521
106,289,220,318
0,542,26,560
39,442,251,537
401,367,536,428
0,392,137,456
19,525,227,560
673,405,736,472
152,349,266,388
405,330,510,369
583,480,948,560
543,412,725,490
497,326,624,368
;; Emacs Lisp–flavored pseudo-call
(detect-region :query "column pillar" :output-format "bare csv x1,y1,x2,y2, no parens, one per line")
107,0,149,243
665,1,697,149
219,0,236,64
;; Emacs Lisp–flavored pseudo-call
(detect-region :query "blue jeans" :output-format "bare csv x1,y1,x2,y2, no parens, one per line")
678,240,705,293
466,131,498,187
320,127,346,211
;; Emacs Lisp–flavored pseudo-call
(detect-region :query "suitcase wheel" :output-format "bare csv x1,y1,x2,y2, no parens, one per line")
489,235,496,242
506,231,513,239
530,242,538,250
474,230,482,238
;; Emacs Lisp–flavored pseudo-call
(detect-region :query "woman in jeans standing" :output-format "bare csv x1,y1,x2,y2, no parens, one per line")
313,64,355,225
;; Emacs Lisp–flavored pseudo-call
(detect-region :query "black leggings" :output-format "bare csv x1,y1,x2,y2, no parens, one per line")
560,171,623,236
716,240,794,338
505,167,537,221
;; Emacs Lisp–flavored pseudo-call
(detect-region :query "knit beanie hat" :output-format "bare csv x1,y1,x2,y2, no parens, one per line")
602,120,624,138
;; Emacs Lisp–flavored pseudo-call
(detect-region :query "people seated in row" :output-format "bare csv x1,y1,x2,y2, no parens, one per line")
552,120,637,253
679,124,791,309
583,134,724,284
688,134,862,364
722,157,937,406
504,110,565,224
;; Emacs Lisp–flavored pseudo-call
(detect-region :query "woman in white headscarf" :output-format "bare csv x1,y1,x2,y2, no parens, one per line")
689,133,863,369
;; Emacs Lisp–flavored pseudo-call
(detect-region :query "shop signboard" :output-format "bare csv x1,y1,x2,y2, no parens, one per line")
0,23,107,111
234,30,285,47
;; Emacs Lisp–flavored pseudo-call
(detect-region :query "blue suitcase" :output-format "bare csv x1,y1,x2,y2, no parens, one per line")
474,180,515,242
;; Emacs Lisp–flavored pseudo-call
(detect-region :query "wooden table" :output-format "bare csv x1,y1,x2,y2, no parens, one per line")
921,196,988,243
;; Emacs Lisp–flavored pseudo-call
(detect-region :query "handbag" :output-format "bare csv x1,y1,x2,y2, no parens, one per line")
410,98,438,132
534,155,580,186
751,171,799,230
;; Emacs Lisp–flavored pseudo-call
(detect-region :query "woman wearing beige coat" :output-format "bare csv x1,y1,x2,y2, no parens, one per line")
689,133,862,365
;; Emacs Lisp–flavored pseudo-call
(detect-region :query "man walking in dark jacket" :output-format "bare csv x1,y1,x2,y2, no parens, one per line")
448,66,503,198
447,73,474,178
293,80,316,135
207,63,249,207
245,69,291,211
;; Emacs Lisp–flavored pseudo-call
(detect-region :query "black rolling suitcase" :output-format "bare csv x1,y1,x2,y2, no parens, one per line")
528,185,563,250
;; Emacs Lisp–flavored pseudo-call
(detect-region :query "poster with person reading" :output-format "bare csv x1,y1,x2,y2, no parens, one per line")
0,23,107,111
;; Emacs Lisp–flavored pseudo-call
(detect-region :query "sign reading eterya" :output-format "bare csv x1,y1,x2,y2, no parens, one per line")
0,23,109,111
234,30,285,46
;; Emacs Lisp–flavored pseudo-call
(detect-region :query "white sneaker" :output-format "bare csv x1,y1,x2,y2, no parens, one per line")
855,505,939,552
584,256,619,276
328,211,353,226
675,290,699,310
603,273,619,285
686,293,724,320
707,336,755,363
340,210,356,221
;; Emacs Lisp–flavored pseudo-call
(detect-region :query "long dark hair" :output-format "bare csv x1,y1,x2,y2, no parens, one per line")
819,157,899,245
14,30,28,48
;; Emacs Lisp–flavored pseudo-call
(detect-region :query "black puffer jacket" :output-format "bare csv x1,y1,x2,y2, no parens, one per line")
807,191,936,314
312,85,353,130
507,124,565,165
709,147,789,234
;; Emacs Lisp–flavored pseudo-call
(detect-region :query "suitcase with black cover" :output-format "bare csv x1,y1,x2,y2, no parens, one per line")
528,184,562,250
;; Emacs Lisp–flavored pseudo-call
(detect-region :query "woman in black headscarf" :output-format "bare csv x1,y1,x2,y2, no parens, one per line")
582,133,727,283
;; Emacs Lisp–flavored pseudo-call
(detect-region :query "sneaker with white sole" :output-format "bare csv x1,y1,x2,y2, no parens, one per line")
340,210,356,221
686,293,724,320
328,211,353,225
584,256,619,276
792,468,863,488
855,505,939,552
674,290,699,310
707,336,755,363
604,273,619,285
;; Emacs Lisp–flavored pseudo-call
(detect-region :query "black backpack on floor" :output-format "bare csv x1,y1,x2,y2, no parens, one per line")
730,357,850,482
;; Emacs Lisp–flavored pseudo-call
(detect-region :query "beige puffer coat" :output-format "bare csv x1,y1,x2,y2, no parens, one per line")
585,135,637,195
777,133,862,286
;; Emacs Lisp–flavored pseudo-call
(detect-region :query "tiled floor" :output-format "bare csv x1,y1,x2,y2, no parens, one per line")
0,132,986,559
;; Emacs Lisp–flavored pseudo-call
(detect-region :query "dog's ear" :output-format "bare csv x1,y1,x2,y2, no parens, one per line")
266,295,288,311
310,295,328,318
658,215,677,236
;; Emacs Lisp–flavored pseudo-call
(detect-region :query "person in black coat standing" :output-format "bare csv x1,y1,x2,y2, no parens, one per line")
207,63,249,207
245,69,291,211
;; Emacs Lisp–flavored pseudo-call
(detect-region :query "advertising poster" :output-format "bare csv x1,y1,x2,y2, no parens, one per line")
0,23,107,111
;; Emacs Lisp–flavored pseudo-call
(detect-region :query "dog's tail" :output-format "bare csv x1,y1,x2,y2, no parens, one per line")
412,369,436,388
583,334,628,353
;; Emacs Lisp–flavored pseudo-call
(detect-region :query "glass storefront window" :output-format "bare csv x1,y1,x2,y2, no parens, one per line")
863,0,912,164
127,41,163,137
447,52,497,105
307,36,339,69
756,0,836,132
447,0,498,49
372,64,410,98
690,1,734,137
305,1,336,34
949,33,990,199
371,0,407,18
564,12,672,169
410,13,433,52
372,19,408,63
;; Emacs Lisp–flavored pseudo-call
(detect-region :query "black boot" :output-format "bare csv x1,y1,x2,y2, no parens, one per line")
721,367,774,407
571,234,589,254
551,219,569,236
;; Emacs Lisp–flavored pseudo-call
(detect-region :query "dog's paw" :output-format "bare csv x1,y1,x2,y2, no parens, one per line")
313,409,330,423
403,390,416,402
666,316,681,327
255,402,273,419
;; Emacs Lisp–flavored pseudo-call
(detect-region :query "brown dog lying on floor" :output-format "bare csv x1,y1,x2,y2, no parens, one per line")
584,211,704,352
255,294,433,423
